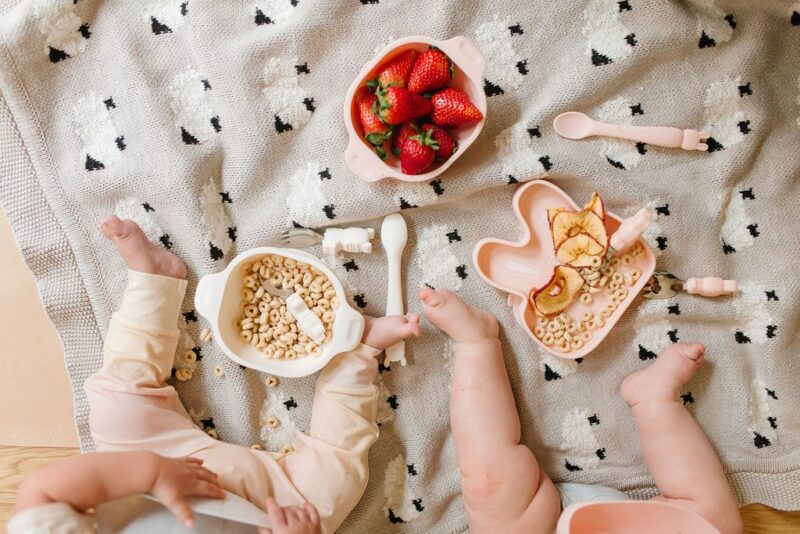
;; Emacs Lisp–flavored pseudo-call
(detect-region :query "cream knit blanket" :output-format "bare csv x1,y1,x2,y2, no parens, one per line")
1,1,799,531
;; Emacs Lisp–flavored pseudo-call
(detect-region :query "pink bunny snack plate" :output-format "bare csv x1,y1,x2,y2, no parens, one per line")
344,35,487,182
473,180,656,360
195,248,364,378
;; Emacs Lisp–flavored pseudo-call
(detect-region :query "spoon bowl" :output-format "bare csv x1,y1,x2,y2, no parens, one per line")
381,213,408,256
552,111,594,140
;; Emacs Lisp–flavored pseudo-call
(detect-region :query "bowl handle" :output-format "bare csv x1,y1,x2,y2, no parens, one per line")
195,272,223,322
443,35,487,81
338,304,366,353
345,136,385,182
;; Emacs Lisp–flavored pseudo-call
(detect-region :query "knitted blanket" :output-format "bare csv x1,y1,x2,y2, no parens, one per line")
1,0,799,531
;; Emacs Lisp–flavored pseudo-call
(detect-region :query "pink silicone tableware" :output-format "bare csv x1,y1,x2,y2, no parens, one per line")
556,500,720,534
473,180,656,360
553,111,711,151
344,35,487,182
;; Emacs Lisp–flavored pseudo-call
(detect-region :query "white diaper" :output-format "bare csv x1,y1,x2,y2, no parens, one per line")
556,482,630,509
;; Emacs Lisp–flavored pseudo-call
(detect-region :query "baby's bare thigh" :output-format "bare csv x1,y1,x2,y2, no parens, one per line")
461,444,561,533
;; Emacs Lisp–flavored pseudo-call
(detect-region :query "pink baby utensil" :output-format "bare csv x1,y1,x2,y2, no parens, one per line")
553,111,710,151
643,272,737,299
603,206,652,266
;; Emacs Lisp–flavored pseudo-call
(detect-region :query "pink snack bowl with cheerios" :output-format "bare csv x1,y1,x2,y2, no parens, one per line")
195,247,364,378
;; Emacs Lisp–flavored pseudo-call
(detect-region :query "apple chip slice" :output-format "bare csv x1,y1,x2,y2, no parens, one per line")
551,210,608,252
584,192,605,219
547,206,566,225
529,265,584,317
556,233,605,267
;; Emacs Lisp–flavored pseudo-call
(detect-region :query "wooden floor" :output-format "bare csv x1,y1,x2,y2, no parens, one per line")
1,446,799,532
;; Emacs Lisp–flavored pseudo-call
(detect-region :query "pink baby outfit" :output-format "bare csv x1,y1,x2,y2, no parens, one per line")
83,270,381,534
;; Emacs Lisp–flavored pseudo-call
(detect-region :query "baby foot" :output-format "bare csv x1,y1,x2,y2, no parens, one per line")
620,342,705,407
100,215,187,280
420,287,499,344
362,313,421,351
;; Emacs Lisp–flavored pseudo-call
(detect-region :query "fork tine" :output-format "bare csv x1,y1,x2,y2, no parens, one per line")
697,143,708,151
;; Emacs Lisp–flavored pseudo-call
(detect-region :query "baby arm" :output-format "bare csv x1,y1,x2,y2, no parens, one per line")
15,451,224,528
279,313,420,533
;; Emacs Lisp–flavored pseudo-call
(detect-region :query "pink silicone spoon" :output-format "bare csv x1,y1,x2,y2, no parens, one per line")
553,111,710,151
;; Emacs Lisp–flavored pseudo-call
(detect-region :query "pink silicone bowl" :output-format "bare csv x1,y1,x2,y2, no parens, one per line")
344,35,487,182
473,180,656,360
557,500,720,534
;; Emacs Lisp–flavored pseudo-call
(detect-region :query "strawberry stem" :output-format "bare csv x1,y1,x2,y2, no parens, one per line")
365,132,386,146
408,128,440,151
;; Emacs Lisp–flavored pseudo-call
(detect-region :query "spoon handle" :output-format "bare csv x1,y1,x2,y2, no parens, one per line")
591,121,703,150
385,252,404,316
610,207,652,253
684,277,737,297
384,253,406,366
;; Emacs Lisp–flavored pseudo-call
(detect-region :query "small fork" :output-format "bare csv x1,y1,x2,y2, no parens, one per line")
642,273,737,299
279,228,324,249
261,278,294,300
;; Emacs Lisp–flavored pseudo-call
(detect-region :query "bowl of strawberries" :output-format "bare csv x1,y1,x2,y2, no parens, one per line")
344,35,487,182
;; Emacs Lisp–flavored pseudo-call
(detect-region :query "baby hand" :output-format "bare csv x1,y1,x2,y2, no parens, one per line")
150,456,225,528
259,497,321,534
361,313,421,351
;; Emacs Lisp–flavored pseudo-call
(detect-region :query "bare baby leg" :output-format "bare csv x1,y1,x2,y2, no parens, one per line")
100,215,187,279
621,343,743,534
421,288,560,534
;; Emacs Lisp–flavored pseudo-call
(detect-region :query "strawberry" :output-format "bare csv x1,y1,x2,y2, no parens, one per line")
421,123,456,161
393,122,418,156
430,88,483,128
356,87,392,159
377,86,432,125
400,127,439,175
368,49,418,89
407,48,453,93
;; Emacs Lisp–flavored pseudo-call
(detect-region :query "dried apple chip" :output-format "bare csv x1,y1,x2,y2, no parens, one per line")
556,233,605,267
584,192,605,219
550,209,608,252
529,265,584,317
547,206,566,225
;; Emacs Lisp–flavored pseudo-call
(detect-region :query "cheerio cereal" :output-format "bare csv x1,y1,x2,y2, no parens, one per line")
237,254,339,360
531,242,644,353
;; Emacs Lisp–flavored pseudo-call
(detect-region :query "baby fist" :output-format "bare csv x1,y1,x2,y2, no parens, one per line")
259,497,320,534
